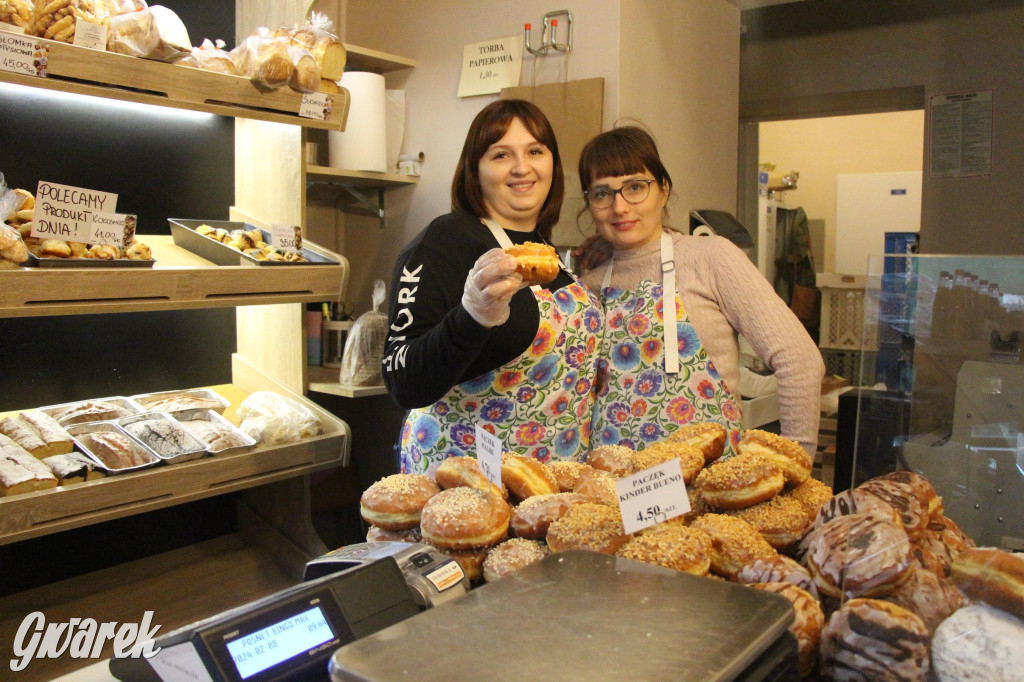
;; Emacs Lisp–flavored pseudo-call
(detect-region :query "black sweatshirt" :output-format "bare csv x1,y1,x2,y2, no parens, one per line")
382,210,573,409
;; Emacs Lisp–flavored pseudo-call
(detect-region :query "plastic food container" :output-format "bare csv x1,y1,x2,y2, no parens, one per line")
173,409,258,455
129,388,230,415
66,422,160,474
39,397,144,427
116,412,208,464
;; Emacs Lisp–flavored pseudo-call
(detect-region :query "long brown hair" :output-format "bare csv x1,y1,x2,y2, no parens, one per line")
452,99,565,240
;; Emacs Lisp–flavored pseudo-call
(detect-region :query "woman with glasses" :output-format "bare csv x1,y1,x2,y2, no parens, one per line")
382,99,605,477
577,126,823,458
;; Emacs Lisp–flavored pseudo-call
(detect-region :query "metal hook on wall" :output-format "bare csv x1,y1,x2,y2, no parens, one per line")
524,9,574,56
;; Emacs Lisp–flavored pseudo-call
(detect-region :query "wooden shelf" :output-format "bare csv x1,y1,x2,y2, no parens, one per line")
0,30,350,131
343,43,416,73
0,235,348,318
306,164,419,189
309,382,389,398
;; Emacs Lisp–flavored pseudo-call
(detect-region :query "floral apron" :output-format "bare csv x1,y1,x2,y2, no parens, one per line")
591,232,743,457
399,221,605,477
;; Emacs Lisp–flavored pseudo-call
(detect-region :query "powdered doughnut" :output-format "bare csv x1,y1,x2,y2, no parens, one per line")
820,598,930,682
931,603,1024,682
505,241,559,285
500,453,559,501
359,474,440,531
780,477,833,523
435,455,507,499
727,495,812,551
694,452,784,510
737,429,812,487
510,492,586,539
631,441,704,483
748,582,824,678
804,513,912,599
951,547,1024,619
544,460,592,492
666,421,727,464
572,467,619,506
482,538,549,582
546,502,630,555
586,444,634,477
689,513,778,580
419,486,510,550
617,524,712,575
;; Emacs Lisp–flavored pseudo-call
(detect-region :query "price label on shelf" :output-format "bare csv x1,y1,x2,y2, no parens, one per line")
474,425,503,489
0,32,47,77
29,181,118,243
616,457,690,535
88,212,135,246
299,92,334,121
72,20,108,51
270,224,302,252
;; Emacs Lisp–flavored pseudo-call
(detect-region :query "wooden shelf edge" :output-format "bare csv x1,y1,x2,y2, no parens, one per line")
306,164,419,188
343,43,416,73
309,381,389,398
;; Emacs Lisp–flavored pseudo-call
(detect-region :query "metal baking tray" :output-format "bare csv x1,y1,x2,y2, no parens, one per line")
129,388,230,415
39,396,144,427
116,411,207,464
173,409,258,455
65,422,161,474
24,251,155,268
168,219,338,266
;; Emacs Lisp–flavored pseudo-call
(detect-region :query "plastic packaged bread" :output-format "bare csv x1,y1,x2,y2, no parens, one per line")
108,4,191,61
287,44,319,93
174,38,236,75
29,0,110,44
276,12,347,82
230,32,293,90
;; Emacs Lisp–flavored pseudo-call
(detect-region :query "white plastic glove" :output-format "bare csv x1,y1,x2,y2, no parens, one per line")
461,248,522,328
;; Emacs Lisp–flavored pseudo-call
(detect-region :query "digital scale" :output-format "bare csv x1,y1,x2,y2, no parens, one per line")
109,543,468,682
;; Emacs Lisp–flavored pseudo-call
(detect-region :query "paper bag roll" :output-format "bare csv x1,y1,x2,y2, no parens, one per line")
329,72,387,172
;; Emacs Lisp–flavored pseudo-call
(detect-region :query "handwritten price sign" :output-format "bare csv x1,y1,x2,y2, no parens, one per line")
616,458,690,535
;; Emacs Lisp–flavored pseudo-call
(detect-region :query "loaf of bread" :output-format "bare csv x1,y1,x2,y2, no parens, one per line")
287,44,320,94
107,4,191,61
0,433,58,496
179,419,251,453
42,452,105,485
136,393,224,414
277,18,347,81
121,417,198,458
51,400,133,426
173,39,237,75
79,430,151,469
0,411,73,458
231,34,293,90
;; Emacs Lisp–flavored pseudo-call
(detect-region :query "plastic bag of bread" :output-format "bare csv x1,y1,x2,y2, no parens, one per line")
276,11,346,82
107,4,190,61
29,0,110,43
287,44,319,93
340,280,388,387
174,38,236,75
99,0,145,14
0,0,34,30
230,29,293,90
237,391,322,445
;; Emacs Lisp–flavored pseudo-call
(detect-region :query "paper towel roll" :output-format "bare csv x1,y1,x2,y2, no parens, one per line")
329,72,387,172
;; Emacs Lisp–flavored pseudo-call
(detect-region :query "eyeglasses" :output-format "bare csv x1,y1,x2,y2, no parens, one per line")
584,179,654,209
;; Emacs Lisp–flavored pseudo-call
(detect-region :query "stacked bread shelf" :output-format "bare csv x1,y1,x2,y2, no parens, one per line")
0,25,363,680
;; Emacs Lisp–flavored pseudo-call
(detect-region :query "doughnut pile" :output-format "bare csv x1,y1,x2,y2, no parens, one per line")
356,431,1010,679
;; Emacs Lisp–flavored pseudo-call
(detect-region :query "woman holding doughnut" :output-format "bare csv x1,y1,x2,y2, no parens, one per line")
382,99,605,477
576,125,823,458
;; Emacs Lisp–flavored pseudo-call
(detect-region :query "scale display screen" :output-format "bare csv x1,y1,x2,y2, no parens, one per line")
226,606,335,679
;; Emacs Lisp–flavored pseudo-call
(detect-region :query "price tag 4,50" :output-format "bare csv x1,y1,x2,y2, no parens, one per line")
616,457,690,535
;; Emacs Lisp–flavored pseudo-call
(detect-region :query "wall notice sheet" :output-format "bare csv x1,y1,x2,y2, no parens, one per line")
929,90,993,179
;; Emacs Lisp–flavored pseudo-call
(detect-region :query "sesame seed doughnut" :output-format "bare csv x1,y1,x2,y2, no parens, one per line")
482,538,549,582
735,555,818,598
737,429,812,487
500,453,559,501
505,241,559,285
365,525,422,544
544,460,593,492
951,547,1024,619
727,495,812,551
666,421,727,464
819,598,930,682
689,513,778,580
586,444,634,477
779,477,833,523
546,502,631,555
858,477,928,540
694,453,784,511
510,492,586,540
435,455,507,499
618,524,712,575
683,485,710,524
572,467,619,506
812,487,903,530
804,513,912,599
419,486,510,550
748,582,824,678
630,441,705,483
359,474,441,531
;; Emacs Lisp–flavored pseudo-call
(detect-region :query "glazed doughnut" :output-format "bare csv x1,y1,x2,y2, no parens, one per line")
435,455,507,499
434,546,490,583
418,486,510,550
572,467,619,506
666,421,727,464
544,460,593,492
500,453,559,501
858,476,928,540
804,513,912,599
951,547,1024,619
618,524,712,575
546,502,631,555
918,513,975,576
693,453,784,511
359,474,441,531
910,543,947,579
812,487,903,530
510,492,586,539
735,555,818,598
482,538,549,582
505,241,559,285
737,429,812,487
689,513,777,580
748,582,824,678
365,525,422,544
630,441,704,484
780,477,833,524
819,598,930,682
873,470,942,519
884,562,961,633
726,495,812,551
931,603,1024,682
586,444,634,477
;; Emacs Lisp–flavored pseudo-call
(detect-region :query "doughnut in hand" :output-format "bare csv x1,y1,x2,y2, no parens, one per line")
505,241,559,285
